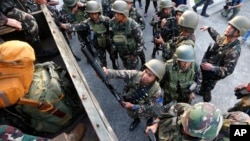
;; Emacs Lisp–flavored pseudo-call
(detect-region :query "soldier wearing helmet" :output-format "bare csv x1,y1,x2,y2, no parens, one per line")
145,102,223,141
102,0,115,18
154,10,199,61
110,0,146,70
62,0,89,23
150,0,175,58
199,15,250,102
123,0,146,30
160,44,202,104
221,0,244,21
81,1,118,69
103,59,166,131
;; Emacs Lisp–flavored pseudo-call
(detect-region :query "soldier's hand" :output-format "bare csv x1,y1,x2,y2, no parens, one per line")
102,67,108,75
154,35,164,45
201,62,214,71
145,124,158,135
200,26,209,31
160,18,167,28
122,101,133,109
6,18,22,31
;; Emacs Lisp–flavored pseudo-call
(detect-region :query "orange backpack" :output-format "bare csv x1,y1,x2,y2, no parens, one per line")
0,40,35,108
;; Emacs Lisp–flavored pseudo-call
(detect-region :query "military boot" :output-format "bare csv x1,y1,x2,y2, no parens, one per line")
129,118,140,131
203,92,212,102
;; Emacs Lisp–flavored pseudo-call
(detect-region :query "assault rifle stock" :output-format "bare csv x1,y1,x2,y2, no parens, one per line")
81,45,124,107
148,128,156,141
18,97,66,118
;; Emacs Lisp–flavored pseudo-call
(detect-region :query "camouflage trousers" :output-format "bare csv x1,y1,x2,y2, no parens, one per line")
96,47,107,67
6,8,39,42
0,125,48,141
199,77,218,102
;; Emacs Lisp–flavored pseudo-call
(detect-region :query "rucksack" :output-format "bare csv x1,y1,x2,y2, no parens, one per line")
16,61,78,133
0,40,35,108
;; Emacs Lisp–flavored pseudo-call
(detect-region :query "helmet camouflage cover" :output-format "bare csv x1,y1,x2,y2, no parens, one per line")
181,102,223,140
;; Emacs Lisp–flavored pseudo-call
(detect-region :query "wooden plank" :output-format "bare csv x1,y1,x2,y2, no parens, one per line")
40,4,118,141
0,26,16,36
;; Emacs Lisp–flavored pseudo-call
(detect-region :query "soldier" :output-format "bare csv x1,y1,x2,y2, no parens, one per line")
145,102,223,141
221,0,244,21
0,0,59,62
228,83,250,116
82,1,118,68
123,0,146,31
102,59,165,131
192,0,210,17
110,0,146,70
150,0,175,58
62,0,89,23
102,0,115,18
154,10,199,61
160,45,202,104
215,111,250,140
0,123,85,141
199,15,250,102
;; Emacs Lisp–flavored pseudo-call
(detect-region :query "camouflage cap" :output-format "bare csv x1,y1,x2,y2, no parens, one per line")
181,102,223,140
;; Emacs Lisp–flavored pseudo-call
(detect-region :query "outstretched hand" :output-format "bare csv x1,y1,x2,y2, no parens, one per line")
200,26,209,31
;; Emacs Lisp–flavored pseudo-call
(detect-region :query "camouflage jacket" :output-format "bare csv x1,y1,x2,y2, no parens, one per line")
161,33,195,61
62,2,88,23
228,101,250,116
106,69,162,118
0,125,49,141
201,27,241,80
129,7,146,30
110,17,144,56
160,59,202,104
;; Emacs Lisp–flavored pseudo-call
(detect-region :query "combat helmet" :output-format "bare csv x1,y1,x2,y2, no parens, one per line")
175,4,189,13
229,15,250,36
175,44,195,62
85,1,102,13
178,10,199,31
159,0,172,11
181,102,223,140
143,59,165,81
63,0,77,7
111,0,129,17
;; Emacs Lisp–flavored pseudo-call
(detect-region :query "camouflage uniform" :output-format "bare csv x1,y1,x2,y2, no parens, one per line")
101,0,115,18
0,125,48,141
0,0,39,43
156,102,222,141
62,0,89,23
106,69,162,119
161,59,201,104
228,102,250,116
199,27,241,102
129,7,146,30
150,0,175,59
110,17,145,70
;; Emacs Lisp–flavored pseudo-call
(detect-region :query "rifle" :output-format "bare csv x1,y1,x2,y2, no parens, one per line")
18,97,66,118
151,21,162,58
201,43,213,63
148,128,156,141
81,43,124,107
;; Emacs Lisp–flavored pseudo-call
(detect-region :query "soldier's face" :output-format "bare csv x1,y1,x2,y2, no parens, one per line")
224,24,239,37
175,12,182,23
114,13,123,22
162,7,172,16
179,61,192,71
88,13,99,21
141,68,157,85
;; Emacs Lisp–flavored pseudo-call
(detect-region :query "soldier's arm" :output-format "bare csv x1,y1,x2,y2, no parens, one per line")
0,12,8,26
207,27,220,41
212,45,241,78
194,63,202,94
106,69,139,81
132,22,144,55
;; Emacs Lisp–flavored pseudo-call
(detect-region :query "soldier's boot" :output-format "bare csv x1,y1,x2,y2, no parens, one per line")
203,92,212,102
151,48,156,58
52,123,86,141
129,118,140,131
31,40,59,62
112,60,119,70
